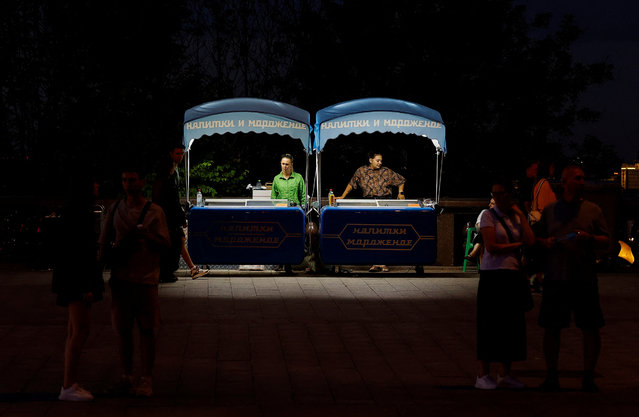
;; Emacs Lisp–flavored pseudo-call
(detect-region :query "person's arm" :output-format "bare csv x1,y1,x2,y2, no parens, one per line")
482,226,524,254
338,184,353,199
572,230,609,248
140,206,171,251
298,175,306,206
390,169,406,199
574,207,610,249
339,169,361,199
97,201,117,263
511,204,535,246
480,211,524,254
271,177,279,199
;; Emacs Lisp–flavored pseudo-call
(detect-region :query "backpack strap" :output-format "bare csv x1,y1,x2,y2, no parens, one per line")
490,208,517,243
490,208,523,266
532,179,546,211
106,199,122,242
137,201,152,224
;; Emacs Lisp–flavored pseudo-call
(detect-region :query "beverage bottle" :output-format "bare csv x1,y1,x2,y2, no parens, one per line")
196,189,203,207
256,179,262,189
328,189,335,206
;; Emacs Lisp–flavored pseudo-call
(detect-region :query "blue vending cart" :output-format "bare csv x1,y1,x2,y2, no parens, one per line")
314,98,447,267
183,98,312,265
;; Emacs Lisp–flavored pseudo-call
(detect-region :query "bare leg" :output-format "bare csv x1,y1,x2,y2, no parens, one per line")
540,328,561,391
583,329,601,372
111,304,134,375
180,235,195,270
468,243,481,258
139,327,156,377
497,361,511,378
474,359,500,389
582,328,601,391
138,285,159,378
63,301,91,388
477,360,490,377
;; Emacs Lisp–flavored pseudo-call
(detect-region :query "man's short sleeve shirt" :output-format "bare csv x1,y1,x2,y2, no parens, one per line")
539,199,609,281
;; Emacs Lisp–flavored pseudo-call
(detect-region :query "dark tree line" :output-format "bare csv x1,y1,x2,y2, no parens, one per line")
1,0,616,197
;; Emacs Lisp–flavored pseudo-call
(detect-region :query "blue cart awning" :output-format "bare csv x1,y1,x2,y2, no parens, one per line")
184,98,312,154
313,98,446,154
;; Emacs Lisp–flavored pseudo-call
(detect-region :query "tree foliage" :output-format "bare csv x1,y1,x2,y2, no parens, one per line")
189,160,249,198
1,0,616,197
286,0,614,193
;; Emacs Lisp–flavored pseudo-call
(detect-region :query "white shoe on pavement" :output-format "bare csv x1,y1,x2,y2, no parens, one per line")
475,374,498,390
58,383,94,401
191,266,208,279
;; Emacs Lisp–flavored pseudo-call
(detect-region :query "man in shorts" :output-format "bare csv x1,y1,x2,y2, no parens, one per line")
536,165,609,392
100,165,170,396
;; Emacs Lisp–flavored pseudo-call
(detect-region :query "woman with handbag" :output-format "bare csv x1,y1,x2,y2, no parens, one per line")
474,180,535,390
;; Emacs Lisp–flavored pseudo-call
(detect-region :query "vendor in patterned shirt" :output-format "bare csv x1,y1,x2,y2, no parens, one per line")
338,152,406,200
271,153,305,206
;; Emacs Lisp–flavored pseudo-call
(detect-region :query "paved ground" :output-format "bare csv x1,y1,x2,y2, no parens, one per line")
0,263,638,416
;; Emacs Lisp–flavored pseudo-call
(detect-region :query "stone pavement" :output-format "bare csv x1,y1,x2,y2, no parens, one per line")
0,264,638,416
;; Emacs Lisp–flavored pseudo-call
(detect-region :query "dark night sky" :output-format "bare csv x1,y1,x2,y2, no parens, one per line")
518,0,639,161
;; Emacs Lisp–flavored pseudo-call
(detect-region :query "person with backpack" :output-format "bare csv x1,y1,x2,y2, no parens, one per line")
99,165,170,397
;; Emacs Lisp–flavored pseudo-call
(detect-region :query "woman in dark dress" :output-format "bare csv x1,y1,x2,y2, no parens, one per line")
52,177,104,401
475,180,535,390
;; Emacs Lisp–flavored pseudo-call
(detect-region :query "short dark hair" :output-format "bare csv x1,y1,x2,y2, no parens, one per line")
281,153,294,163
490,178,515,194
120,159,147,179
170,143,186,152
368,151,382,159
561,165,584,183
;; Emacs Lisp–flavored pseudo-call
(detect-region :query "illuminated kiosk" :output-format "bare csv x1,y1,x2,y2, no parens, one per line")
314,98,446,267
184,98,312,265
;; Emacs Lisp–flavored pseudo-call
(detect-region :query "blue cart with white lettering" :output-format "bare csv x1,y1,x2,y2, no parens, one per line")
313,98,446,268
183,98,312,265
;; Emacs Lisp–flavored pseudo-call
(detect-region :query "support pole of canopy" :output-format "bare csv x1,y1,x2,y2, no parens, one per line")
305,153,309,208
316,151,322,209
185,149,190,202
435,149,443,204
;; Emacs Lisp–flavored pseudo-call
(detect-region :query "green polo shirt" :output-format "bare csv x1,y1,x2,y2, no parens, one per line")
271,171,305,206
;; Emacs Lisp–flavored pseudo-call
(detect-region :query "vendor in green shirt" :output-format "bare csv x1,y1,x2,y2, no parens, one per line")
271,153,305,206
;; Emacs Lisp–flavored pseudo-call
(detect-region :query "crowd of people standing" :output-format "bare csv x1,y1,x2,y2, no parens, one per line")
50,150,610,400
473,164,609,393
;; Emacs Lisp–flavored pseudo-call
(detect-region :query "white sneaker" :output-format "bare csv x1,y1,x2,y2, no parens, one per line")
498,374,526,389
58,383,94,401
191,266,208,279
475,374,498,390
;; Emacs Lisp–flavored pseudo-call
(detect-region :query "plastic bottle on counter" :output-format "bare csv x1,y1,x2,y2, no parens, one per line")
196,189,203,207
328,189,335,206
256,179,262,189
